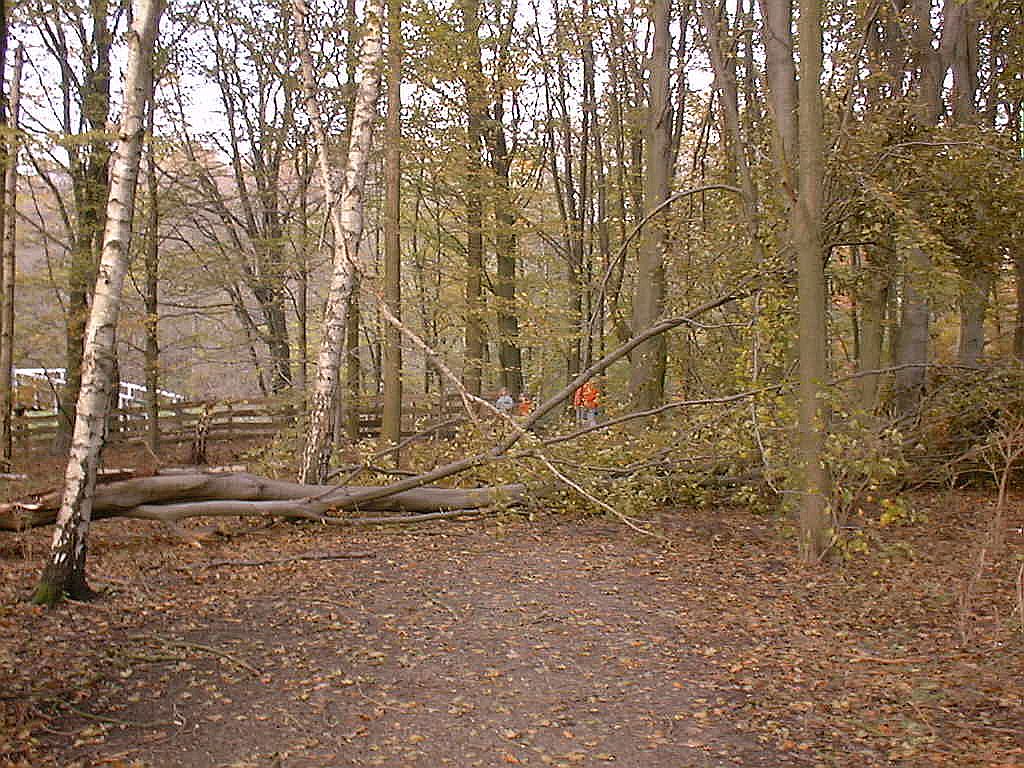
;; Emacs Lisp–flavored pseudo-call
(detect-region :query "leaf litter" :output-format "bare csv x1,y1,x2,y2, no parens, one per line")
1,459,1022,768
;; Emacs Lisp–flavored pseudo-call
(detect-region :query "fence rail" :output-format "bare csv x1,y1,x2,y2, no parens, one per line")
12,392,470,450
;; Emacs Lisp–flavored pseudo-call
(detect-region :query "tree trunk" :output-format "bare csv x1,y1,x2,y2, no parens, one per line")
958,267,990,367
793,0,830,562
59,0,113,455
758,0,798,212
1014,252,1024,362
295,0,384,484
488,101,523,395
894,0,965,416
950,1,986,368
462,0,485,400
143,62,160,454
33,0,164,605
857,248,889,411
0,45,22,469
3,472,528,530
699,0,766,261
345,283,362,441
381,0,402,452
628,0,671,411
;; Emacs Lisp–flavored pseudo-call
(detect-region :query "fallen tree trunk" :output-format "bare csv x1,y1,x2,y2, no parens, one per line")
0,472,528,531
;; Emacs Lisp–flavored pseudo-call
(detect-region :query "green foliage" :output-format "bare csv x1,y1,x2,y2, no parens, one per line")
825,412,908,524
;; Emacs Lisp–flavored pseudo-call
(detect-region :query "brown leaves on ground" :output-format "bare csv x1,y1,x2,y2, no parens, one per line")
0,456,1022,767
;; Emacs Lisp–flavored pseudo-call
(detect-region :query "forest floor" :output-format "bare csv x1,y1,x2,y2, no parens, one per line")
0,445,1023,768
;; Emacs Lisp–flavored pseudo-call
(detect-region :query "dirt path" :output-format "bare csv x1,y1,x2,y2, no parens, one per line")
2,495,1023,767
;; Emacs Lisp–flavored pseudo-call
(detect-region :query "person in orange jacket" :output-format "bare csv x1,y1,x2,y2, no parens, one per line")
516,392,534,417
573,381,600,427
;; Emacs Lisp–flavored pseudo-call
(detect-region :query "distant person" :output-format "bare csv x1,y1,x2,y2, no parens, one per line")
495,388,514,416
516,392,534,417
573,381,600,428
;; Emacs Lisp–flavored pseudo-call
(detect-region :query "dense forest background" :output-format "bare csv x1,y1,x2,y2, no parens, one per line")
0,0,1022,562
7,0,1021,394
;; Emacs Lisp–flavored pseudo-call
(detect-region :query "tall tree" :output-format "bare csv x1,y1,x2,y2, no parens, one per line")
461,0,485,399
793,0,830,561
628,0,671,410
29,0,120,452
295,0,384,484
0,44,21,468
895,0,964,414
33,0,165,605
184,0,300,393
143,58,160,452
486,0,523,395
380,0,402,451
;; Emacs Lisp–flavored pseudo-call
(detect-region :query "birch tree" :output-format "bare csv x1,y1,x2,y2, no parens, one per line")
33,0,165,605
295,0,384,484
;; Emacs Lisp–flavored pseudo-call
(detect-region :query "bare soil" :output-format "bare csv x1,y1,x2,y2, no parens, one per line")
1,448,1022,768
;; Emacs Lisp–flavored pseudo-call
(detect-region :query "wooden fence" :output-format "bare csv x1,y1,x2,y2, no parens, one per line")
12,393,467,450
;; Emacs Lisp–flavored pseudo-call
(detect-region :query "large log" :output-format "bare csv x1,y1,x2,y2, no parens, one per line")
0,472,528,531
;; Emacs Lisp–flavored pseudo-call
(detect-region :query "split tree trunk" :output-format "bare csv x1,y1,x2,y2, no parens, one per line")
895,0,965,417
33,0,164,605
295,0,384,484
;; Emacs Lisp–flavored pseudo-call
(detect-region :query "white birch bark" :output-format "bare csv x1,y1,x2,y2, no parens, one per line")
0,44,23,468
33,0,164,604
294,0,384,484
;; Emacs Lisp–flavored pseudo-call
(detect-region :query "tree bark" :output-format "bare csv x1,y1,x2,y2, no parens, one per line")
295,0,384,484
381,0,402,452
33,0,164,605
895,0,965,415
793,0,830,562
2,472,528,531
857,248,890,411
628,0,671,411
143,60,160,453
487,5,523,395
758,0,799,211
0,44,22,469
59,0,114,454
1014,252,1024,362
345,283,362,442
461,0,485,400
958,268,990,367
